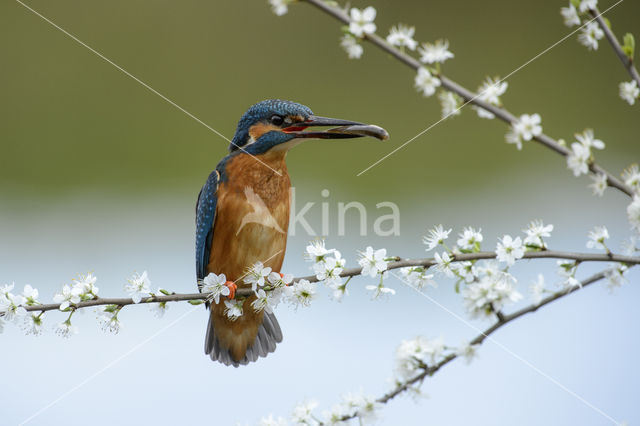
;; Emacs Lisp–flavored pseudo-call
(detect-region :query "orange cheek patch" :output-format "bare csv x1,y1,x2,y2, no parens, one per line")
248,123,281,141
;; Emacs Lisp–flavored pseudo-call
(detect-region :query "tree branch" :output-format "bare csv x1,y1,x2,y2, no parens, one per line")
22,250,638,313
591,7,640,87
342,269,609,420
302,0,634,197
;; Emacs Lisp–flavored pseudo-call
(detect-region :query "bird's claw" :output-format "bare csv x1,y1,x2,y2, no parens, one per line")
224,281,237,299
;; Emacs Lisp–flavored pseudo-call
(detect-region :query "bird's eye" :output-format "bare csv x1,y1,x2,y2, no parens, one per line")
271,115,284,126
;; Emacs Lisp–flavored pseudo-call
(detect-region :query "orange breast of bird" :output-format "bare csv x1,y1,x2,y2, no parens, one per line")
207,150,291,361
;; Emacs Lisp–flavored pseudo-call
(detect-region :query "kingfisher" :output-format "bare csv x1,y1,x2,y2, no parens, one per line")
196,99,388,367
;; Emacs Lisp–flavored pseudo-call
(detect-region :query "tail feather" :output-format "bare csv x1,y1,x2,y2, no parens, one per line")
205,310,283,367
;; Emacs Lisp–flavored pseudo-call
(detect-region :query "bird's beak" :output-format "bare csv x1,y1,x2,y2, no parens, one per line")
282,115,389,141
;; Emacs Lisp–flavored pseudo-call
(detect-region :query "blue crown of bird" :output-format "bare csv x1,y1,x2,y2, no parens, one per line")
196,99,389,366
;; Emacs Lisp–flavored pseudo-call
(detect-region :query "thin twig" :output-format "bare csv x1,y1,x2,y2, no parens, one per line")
22,250,638,313
340,269,609,420
302,0,634,197
591,7,640,87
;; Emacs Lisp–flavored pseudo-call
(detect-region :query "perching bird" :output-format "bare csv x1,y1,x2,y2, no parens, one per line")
196,99,388,366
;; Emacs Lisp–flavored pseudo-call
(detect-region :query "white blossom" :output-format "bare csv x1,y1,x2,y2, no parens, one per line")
579,0,598,12
620,236,638,256
365,281,396,299
21,284,39,305
342,392,380,424
586,226,610,250
55,320,78,338
523,220,554,249
201,272,231,304
97,307,121,333
505,113,542,149
434,251,454,278
476,260,501,278
438,90,462,119
268,0,290,16
529,274,546,305
505,127,523,150
125,271,151,304
358,246,388,277
589,173,607,196
401,267,437,289
418,39,454,64
561,4,581,27
53,284,81,311
414,67,441,97
619,81,640,105
627,196,640,233
244,262,272,291
268,271,293,288
457,227,483,251
150,301,168,318
0,285,27,321
73,273,99,299
291,400,318,424
252,289,274,314
463,271,522,318
313,251,345,286
224,299,243,321
349,7,376,38
495,235,525,266
22,313,43,335
328,281,349,302
305,239,335,262
622,164,640,193
452,260,478,283
567,142,590,176
514,113,542,141
395,336,444,379
578,22,604,50
574,128,605,150
557,260,581,289
323,404,350,426
340,34,363,59
286,279,316,308
423,224,452,251
474,77,508,119
386,24,417,50
605,264,628,292
456,341,480,364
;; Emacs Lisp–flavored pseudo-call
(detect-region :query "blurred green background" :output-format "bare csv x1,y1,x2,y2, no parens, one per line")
2,1,639,425
1,0,638,201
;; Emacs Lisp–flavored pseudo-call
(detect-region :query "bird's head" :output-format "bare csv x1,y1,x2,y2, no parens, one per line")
229,99,388,155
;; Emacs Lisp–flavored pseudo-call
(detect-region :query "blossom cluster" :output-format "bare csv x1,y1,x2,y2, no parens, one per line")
259,391,380,425
304,239,349,301
421,222,539,317
0,271,172,337
560,0,639,105
0,283,40,335
203,262,315,321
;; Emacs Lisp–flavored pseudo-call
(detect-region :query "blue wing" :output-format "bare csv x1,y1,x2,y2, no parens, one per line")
196,170,220,282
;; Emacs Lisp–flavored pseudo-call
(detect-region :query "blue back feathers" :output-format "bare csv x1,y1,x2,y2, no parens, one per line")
195,170,219,280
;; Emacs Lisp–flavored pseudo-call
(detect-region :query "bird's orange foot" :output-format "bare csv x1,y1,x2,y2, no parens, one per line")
224,281,237,299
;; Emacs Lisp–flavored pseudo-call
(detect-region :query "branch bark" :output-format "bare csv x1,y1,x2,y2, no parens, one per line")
591,7,640,87
22,250,639,313
302,0,634,197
